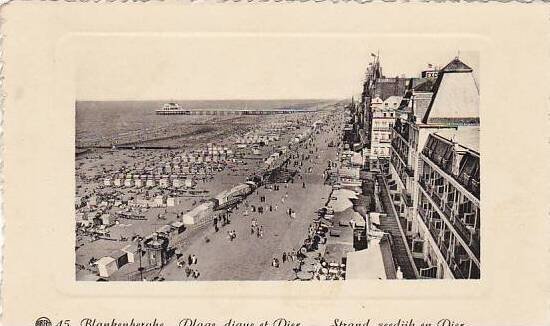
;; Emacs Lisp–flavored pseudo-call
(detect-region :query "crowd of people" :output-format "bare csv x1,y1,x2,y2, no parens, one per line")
272,249,298,268
176,253,201,279
165,119,339,281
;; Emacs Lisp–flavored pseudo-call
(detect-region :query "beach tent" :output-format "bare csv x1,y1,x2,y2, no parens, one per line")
121,244,137,263
100,214,111,225
182,202,214,225
110,250,130,270
95,256,118,278
170,221,185,234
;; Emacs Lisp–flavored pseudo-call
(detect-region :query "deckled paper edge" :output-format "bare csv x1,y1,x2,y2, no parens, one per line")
0,0,549,4
0,2,547,325
0,31,5,320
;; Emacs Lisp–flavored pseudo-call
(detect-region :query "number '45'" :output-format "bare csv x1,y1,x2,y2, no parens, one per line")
56,320,71,326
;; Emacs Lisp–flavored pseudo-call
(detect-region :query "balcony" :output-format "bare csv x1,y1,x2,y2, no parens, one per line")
423,149,480,201
401,189,413,207
452,218,480,259
420,180,480,259
449,256,467,279
418,207,429,224
443,203,453,218
428,221,443,243
439,240,450,262
421,181,443,207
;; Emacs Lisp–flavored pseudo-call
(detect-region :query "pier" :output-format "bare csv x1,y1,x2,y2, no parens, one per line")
156,108,316,116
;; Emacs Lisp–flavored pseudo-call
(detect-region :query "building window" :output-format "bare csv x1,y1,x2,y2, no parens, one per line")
412,239,424,253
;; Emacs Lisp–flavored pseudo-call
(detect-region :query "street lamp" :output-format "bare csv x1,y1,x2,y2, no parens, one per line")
137,242,144,281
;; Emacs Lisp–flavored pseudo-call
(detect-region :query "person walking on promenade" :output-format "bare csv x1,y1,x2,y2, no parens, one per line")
269,205,273,212
191,254,197,265
187,254,192,266
282,252,287,263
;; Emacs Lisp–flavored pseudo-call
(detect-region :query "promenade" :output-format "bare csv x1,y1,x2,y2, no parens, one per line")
161,120,340,280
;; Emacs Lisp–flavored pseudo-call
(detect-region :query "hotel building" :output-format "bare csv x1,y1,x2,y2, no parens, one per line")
360,58,408,168
388,57,480,279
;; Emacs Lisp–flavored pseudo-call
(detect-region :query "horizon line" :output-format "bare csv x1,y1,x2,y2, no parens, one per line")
75,97,349,102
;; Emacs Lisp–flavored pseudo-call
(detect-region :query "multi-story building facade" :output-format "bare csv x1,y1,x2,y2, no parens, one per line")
387,57,480,279
416,130,479,279
361,72,408,168
370,95,402,161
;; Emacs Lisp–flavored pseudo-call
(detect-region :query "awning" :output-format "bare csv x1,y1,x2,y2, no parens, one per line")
369,213,381,225
352,212,366,227
346,242,388,280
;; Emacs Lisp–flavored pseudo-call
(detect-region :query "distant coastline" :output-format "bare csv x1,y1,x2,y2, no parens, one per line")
75,99,339,148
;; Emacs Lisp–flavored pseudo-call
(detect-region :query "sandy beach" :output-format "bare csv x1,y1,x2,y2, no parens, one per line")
75,102,343,281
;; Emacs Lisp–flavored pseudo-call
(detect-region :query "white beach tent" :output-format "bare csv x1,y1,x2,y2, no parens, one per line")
95,256,118,278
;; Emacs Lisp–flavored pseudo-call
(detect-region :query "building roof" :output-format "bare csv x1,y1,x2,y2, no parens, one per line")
374,78,408,101
95,256,116,266
433,125,480,154
441,57,473,73
413,79,436,92
412,93,434,121
422,58,479,124
346,239,392,280
384,96,403,107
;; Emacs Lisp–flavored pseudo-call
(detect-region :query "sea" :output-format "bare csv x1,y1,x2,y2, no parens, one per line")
76,99,333,146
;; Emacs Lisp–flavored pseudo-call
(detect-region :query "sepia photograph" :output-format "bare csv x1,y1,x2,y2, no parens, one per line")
74,38,480,282
3,4,549,326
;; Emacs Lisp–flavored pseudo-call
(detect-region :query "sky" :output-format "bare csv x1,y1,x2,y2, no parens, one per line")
75,35,479,101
